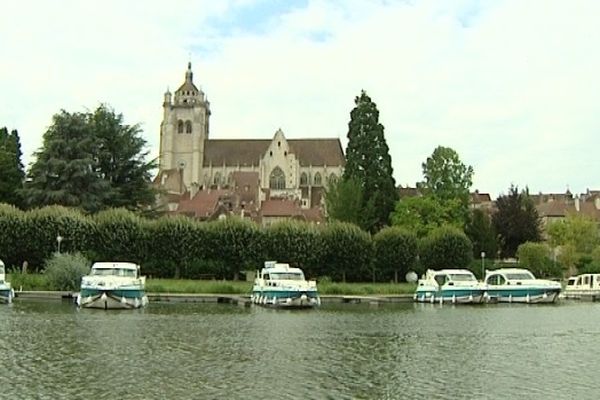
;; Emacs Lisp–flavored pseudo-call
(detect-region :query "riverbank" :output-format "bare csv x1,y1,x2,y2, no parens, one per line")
8,273,417,296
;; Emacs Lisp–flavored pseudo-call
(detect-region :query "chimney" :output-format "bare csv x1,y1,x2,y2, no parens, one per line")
595,197,600,210
574,196,580,212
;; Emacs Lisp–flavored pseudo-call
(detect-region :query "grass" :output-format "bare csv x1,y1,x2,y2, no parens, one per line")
8,273,416,295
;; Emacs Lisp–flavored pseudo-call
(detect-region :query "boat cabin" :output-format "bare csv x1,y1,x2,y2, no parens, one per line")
90,262,140,278
566,274,600,290
485,269,535,286
422,269,477,287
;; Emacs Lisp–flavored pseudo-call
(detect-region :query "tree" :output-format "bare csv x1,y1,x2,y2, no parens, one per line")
343,91,397,233
419,225,473,270
21,105,156,213
465,209,497,259
390,195,464,237
547,214,599,255
418,146,473,225
90,105,156,210
492,185,541,258
0,127,25,207
516,242,561,278
324,176,364,226
373,227,417,282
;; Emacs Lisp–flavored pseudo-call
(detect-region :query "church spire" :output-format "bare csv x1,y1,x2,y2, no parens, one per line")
185,61,193,83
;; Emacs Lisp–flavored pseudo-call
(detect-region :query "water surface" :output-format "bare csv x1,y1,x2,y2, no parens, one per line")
0,300,597,399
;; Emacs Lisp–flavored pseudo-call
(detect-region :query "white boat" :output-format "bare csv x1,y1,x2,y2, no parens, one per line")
0,259,15,304
484,268,561,303
251,261,320,308
414,269,486,304
563,273,600,299
76,262,148,309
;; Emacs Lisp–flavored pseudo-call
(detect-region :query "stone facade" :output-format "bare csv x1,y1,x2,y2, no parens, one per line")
156,63,345,222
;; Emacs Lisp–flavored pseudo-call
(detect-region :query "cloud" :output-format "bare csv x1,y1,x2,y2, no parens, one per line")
1,0,599,197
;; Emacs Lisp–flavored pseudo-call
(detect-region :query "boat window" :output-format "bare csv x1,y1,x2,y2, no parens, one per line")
584,276,590,285
270,273,304,280
434,275,447,286
577,277,582,285
263,274,270,280
566,278,576,286
505,272,535,280
486,275,506,286
91,268,136,277
449,274,476,282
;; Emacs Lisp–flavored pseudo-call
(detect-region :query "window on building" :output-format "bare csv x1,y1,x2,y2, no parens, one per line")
185,120,192,134
270,167,286,190
177,120,184,134
214,172,221,186
328,173,338,185
314,172,322,186
300,172,308,186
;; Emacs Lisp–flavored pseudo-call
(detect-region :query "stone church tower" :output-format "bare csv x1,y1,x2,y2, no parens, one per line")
159,62,210,189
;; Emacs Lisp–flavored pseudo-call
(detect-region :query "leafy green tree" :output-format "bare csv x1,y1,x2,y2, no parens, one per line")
0,127,25,207
343,91,397,233
547,214,599,255
465,208,497,259
21,105,156,213
373,227,417,282
324,176,364,226
492,185,541,258
516,242,561,278
44,252,91,291
419,225,473,270
390,195,464,237
90,105,156,210
417,146,473,225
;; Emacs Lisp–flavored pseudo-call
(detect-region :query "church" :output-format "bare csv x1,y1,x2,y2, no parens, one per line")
155,63,346,225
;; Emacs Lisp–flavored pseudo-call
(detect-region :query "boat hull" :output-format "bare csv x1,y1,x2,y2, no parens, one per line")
251,290,320,308
414,288,486,304
0,286,14,304
486,288,560,303
77,288,148,309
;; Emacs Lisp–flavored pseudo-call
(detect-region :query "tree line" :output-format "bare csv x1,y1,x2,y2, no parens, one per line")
3,93,599,279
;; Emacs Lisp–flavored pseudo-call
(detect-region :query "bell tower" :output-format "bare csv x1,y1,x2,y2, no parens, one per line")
159,62,211,190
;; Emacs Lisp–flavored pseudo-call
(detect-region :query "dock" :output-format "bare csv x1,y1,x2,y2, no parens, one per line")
13,291,413,305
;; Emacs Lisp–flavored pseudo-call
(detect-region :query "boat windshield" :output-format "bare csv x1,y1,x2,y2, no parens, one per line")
449,274,476,282
91,268,136,277
505,272,535,280
269,272,304,281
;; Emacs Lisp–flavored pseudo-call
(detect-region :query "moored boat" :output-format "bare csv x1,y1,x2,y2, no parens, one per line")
414,269,485,304
76,262,148,309
563,273,600,300
251,261,320,308
0,259,15,304
484,268,561,303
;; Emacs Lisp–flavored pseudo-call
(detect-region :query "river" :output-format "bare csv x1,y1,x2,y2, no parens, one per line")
0,300,597,399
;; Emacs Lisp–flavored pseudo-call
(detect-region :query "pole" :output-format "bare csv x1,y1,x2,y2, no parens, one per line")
481,251,486,279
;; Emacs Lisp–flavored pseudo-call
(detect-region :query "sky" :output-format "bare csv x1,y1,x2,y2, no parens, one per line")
1,0,599,198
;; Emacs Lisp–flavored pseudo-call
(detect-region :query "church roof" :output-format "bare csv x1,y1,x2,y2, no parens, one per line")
176,62,200,94
203,139,345,167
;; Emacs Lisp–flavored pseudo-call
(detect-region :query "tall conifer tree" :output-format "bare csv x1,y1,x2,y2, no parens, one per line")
0,127,25,206
343,91,397,232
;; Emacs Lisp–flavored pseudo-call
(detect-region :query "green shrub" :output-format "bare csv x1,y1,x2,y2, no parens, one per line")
92,208,148,263
321,222,372,282
419,226,473,270
0,203,27,268
373,226,417,282
516,242,561,278
43,252,90,291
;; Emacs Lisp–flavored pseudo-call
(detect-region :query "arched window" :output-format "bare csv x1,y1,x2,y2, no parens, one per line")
185,120,192,134
177,120,184,134
213,172,221,186
314,172,322,186
328,173,338,185
269,167,286,190
227,173,233,185
300,172,308,186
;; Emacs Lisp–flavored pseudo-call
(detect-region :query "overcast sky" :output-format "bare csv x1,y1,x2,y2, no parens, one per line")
2,0,599,198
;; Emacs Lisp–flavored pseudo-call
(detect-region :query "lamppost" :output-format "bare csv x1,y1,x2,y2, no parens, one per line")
481,251,486,279
56,235,63,254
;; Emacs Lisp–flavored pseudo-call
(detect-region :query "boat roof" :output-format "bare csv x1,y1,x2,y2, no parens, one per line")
427,269,474,275
0,259,4,267
488,268,532,274
261,261,304,274
91,262,139,270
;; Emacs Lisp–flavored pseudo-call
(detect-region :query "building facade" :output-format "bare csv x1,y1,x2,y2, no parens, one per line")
156,63,345,223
